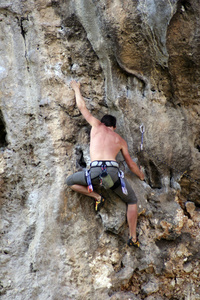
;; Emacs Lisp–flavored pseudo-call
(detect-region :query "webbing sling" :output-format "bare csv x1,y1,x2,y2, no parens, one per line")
118,170,128,195
85,169,93,193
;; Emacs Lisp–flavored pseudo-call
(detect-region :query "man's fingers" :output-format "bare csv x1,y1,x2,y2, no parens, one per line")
70,80,80,89
139,166,145,181
70,80,76,86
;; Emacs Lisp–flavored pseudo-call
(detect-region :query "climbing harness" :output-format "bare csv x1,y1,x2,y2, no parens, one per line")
140,123,145,151
85,169,93,193
86,161,128,194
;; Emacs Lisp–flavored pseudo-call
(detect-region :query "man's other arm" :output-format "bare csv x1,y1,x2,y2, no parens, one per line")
121,140,145,180
70,80,101,127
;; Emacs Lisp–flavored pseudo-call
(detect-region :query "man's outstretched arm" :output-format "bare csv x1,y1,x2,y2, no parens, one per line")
70,80,101,127
121,140,145,180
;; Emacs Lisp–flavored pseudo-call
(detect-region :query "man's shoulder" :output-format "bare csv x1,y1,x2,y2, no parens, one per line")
91,122,104,130
115,131,126,142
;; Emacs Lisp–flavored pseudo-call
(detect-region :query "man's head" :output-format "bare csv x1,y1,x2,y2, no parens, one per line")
101,114,116,128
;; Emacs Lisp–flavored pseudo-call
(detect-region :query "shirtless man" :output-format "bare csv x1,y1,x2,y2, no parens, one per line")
66,80,144,247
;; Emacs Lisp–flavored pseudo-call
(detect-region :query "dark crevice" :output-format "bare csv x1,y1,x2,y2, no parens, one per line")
79,151,86,168
148,160,162,189
20,18,26,40
23,224,36,250
179,0,193,14
16,16,27,41
169,168,173,188
176,198,191,218
16,16,30,72
120,261,124,269
76,147,87,168
0,110,7,148
30,262,38,273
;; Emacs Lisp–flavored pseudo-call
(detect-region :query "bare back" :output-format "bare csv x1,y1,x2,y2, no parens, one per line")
70,80,144,180
90,124,124,161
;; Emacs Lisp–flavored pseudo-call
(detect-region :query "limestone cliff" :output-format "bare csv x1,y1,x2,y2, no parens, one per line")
0,0,200,299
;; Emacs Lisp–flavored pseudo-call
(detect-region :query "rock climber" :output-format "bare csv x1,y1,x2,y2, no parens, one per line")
66,80,145,248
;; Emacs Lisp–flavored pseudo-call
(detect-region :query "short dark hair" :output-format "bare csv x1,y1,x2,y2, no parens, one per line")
101,114,116,127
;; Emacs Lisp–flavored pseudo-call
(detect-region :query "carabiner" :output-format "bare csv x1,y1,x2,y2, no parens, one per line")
140,124,145,134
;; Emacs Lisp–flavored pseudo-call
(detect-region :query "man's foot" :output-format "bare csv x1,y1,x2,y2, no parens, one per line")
127,236,140,248
95,195,105,212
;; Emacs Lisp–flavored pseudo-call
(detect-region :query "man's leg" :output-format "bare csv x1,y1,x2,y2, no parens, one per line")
70,184,101,201
66,171,101,200
127,204,138,242
66,171,105,211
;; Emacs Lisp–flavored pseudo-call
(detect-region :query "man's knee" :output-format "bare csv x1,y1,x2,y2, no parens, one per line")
128,203,137,210
66,174,73,186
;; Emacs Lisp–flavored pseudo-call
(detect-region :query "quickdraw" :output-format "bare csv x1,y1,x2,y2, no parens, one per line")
140,123,145,151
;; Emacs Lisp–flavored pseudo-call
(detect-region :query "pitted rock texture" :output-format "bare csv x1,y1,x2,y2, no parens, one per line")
0,0,200,299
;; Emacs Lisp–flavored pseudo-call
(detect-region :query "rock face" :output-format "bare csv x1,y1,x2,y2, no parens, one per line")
0,0,200,299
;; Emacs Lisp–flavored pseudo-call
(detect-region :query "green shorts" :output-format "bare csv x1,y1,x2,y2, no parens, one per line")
66,163,138,205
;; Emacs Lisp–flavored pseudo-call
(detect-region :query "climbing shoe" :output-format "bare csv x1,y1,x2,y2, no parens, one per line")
127,237,140,248
95,196,105,212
